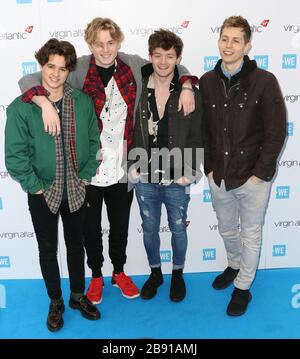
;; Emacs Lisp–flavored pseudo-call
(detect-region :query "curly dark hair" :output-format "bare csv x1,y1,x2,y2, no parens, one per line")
148,29,183,57
35,38,77,71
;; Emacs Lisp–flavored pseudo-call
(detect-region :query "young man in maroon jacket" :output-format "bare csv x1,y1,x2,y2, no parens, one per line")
199,15,286,316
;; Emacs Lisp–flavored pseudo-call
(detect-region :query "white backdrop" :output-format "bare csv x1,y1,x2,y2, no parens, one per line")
0,0,299,279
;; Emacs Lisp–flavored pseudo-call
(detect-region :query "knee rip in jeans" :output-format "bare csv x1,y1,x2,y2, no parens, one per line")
175,218,183,225
176,206,186,225
143,209,150,217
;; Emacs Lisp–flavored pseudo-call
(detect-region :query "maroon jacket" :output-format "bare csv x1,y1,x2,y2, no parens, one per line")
199,56,287,190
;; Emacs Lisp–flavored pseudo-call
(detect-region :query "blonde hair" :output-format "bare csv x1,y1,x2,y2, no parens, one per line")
84,17,124,45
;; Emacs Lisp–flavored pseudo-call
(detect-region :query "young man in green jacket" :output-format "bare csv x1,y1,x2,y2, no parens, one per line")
5,39,100,332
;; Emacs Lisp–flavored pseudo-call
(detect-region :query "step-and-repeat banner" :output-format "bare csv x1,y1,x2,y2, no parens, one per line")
0,0,299,279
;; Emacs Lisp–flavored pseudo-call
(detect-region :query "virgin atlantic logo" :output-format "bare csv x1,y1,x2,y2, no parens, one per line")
260,19,270,27
0,25,34,42
130,21,190,37
181,21,190,29
211,19,270,34
25,26,34,33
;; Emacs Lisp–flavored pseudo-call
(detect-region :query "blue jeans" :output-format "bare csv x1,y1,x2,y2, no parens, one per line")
135,182,190,269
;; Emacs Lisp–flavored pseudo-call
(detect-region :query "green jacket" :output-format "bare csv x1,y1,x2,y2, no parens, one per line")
5,89,100,194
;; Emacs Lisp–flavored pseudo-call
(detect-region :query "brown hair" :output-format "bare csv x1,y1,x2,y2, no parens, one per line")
84,17,124,45
148,29,183,57
220,16,252,43
35,38,77,71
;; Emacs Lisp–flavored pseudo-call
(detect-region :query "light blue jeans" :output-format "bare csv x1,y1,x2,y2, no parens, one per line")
209,178,271,290
135,182,190,269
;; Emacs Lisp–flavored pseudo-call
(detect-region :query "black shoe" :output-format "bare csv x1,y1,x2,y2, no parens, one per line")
46,299,65,332
170,269,186,302
227,287,252,316
141,268,163,300
212,266,239,290
69,295,100,320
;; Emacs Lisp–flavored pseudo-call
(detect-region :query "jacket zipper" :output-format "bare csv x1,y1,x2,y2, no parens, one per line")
221,79,239,100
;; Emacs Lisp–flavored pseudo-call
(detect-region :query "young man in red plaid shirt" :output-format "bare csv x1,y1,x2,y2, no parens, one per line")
19,18,196,305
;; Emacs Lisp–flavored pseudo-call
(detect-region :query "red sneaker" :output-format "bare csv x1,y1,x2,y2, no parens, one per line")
112,272,140,299
86,277,104,304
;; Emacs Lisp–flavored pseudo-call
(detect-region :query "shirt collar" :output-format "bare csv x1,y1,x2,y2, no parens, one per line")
146,67,179,93
221,60,244,80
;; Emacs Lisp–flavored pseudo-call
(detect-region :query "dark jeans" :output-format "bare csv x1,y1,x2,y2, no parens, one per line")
28,194,86,300
83,183,133,277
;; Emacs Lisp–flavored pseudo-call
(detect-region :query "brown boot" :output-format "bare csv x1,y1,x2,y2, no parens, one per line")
46,298,65,332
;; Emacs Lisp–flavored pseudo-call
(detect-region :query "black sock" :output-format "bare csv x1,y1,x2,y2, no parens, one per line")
92,272,102,278
50,297,63,304
113,266,124,275
71,292,84,302
92,269,103,278
234,287,249,293
151,267,162,276
172,268,183,276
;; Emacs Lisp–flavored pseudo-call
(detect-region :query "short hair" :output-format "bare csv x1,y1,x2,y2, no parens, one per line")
35,38,77,71
148,29,183,57
220,16,252,43
84,17,124,45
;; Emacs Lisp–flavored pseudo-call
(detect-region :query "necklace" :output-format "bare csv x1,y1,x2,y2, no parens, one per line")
105,81,115,114
50,98,63,114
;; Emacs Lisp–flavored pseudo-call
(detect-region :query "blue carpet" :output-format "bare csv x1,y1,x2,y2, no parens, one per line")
1,268,300,339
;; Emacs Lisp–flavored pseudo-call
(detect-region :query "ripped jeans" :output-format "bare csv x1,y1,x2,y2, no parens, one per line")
135,182,190,269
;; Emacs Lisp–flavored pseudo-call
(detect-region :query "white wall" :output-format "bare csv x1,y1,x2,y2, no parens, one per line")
0,0,299,279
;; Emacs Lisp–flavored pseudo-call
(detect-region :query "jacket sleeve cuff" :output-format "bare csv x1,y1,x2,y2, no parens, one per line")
251,169,273,182
27,181,43,194
21,86,48,103
179,75,199,86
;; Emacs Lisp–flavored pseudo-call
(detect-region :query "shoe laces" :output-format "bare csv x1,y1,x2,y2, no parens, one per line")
78,295,93,309
114,272,133,288
89,278,103,294
49,301,63,319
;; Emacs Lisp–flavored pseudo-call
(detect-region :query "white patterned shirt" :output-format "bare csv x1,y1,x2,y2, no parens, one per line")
91,77,128,187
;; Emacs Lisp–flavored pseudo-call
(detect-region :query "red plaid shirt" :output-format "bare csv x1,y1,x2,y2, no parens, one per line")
179,75,198,86
83,55,136,151
21,86,47,103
